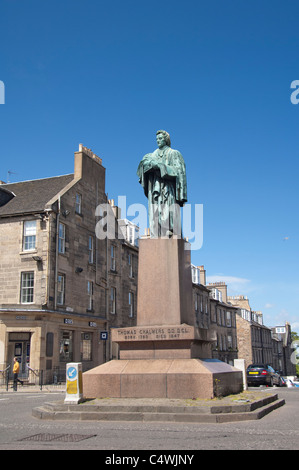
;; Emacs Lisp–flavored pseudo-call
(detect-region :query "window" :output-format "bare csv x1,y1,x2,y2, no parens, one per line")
81,332,92,361
129,226,135,245
110,287,116,314
191,266,200,284
195,293,199,312
75,193,82,214
23,220,36,251
276,327,286,334
128,253,133,277
21,272,34,303
227,335,232,349
226,311,231,327
57,274,65,306
58,223,65,254
110,245,116,271
88,236,94,264
129,292,134,318
241,309,251,321
87,281,93,311
60,330,73,362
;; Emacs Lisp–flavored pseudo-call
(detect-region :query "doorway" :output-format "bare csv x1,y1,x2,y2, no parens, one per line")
8,332,31,379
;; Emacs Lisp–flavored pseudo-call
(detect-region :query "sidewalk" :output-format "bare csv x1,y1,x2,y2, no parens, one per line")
0,384,66,393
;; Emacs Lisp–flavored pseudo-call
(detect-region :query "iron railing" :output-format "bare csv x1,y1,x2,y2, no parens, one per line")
0,364,66,390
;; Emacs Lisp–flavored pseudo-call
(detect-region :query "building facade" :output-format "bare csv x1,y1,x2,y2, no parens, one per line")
191,266,238,365
235,312,273,368
271,323,296,376
0,145,138,382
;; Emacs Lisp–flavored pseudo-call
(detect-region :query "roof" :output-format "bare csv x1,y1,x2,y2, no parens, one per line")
0,174,74,217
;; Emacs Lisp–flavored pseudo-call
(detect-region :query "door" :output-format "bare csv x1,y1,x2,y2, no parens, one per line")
8,333,31,379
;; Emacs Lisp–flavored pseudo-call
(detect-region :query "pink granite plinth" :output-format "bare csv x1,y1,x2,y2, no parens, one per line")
111,323,215,360
137,238,194,326
82,359,243,399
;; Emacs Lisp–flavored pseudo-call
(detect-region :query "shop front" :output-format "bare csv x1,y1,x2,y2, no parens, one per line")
0,310,107,384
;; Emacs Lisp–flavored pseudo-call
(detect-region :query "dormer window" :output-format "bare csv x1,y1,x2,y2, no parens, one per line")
0,186,15,207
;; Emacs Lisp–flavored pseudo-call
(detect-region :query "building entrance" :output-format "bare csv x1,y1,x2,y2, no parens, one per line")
8,332,31,378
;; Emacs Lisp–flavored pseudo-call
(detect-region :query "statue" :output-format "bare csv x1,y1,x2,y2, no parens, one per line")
137,130,187,238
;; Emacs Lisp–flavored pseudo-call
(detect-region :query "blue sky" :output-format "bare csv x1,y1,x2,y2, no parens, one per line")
1,0,299,330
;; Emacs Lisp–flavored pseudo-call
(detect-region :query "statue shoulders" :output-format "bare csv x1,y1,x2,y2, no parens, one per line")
168,148,185,165
169,148,182,156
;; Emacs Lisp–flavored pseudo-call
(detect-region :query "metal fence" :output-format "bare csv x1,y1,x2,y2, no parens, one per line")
0,365,66,390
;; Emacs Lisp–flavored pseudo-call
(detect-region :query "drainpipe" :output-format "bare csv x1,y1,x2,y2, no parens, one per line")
105,193,109,362
54,197,61,309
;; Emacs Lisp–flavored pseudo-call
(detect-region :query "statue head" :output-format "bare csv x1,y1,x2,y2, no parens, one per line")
156,130,171,148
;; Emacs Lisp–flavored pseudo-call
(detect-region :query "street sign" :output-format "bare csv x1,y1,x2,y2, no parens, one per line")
100,331,108,341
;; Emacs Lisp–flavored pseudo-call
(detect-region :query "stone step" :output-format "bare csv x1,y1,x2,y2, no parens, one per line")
32,395,285,423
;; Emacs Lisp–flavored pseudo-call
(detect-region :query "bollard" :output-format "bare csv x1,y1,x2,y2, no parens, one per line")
64,363,83,404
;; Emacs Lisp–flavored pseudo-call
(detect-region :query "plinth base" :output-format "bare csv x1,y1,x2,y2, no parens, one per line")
82,358,243,400
111,323,215,360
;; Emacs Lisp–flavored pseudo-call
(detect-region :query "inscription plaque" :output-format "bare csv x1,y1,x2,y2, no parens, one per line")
112,324,194,343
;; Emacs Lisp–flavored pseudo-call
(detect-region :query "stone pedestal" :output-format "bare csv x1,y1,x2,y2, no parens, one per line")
83,358,242,399
112,324,214,360
83,237,243,399
137,238,193,326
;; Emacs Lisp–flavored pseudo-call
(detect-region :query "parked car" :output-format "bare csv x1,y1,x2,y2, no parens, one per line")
247,364,282,387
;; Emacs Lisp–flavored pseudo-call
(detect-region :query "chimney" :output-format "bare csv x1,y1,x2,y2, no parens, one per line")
109,199,121,219
218,283,227,303
75,144,103,179
199,265,206,285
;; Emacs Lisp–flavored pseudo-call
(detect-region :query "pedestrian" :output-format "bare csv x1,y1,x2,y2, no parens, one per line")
13,357,23,390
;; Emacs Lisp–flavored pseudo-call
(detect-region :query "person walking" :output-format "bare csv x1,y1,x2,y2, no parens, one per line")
13,357,23,391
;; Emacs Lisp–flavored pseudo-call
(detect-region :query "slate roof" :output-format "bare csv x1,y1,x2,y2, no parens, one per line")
0,174,74,217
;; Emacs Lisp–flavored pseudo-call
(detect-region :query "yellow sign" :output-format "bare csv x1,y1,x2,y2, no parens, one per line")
67,380,78,395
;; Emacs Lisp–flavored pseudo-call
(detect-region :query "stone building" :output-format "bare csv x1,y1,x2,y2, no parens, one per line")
234,310,272,368
229,296,277,370
208,288,238,365
192,265,210,330
0,145,138,381
271,323,296,376
191,266,238,364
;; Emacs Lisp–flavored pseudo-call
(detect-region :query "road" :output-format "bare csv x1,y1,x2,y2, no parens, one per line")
0,387,298,452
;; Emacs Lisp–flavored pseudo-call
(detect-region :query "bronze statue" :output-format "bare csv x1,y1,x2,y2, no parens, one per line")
137,130,187,238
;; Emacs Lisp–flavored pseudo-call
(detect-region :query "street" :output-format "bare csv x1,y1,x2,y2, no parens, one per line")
0,387,298,452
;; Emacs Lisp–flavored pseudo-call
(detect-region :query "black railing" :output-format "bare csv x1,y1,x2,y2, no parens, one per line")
0,362,95,390
0,365,66,390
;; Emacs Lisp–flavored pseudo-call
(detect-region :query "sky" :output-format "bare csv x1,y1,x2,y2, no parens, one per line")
1,0,298,331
